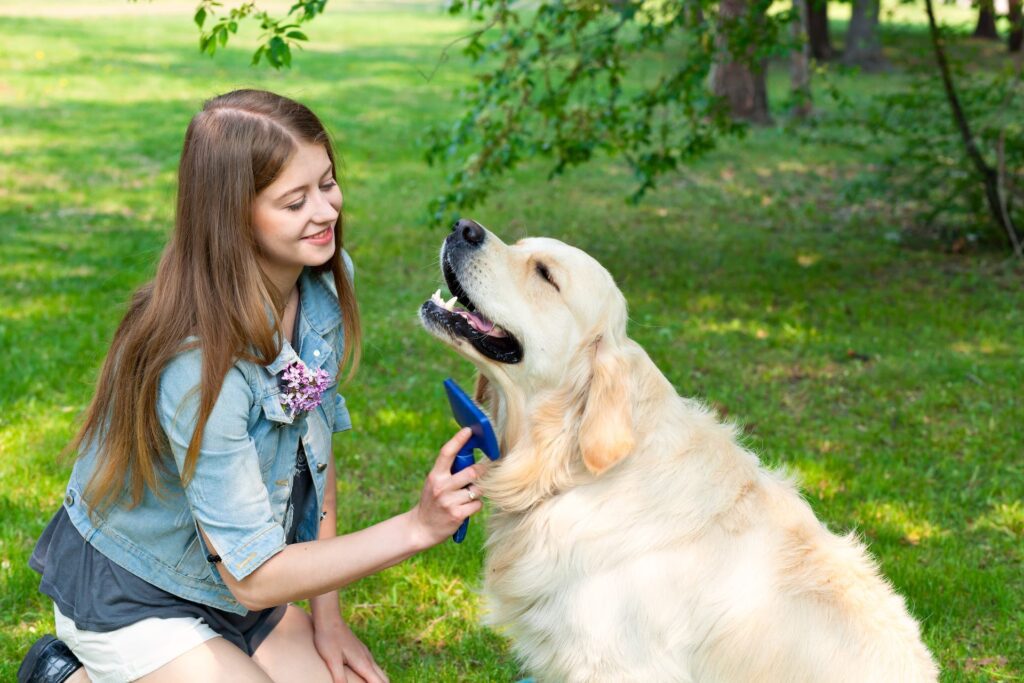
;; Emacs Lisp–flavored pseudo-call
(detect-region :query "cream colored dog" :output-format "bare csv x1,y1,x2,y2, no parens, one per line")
420,220,939,682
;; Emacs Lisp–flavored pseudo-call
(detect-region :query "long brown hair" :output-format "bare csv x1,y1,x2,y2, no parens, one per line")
73,89,361,514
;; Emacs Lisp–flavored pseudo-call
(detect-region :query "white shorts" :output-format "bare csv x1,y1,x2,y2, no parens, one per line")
53,603,220,683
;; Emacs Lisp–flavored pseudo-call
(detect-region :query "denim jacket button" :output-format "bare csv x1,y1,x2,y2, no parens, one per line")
316,462,327,473
313,350,321,357
65,492,74,506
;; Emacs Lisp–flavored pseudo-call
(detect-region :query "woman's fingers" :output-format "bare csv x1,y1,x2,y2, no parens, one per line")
412,428,489,546
346,658,384,683
448,464,481,491
432,427,473,475
442,487,484,515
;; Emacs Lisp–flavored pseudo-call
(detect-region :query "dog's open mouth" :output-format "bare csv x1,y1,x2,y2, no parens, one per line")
420,258,524,364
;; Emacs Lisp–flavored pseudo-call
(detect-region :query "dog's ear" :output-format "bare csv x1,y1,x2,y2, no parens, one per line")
475,371,515,454
474,373,494,412
578,335,634,475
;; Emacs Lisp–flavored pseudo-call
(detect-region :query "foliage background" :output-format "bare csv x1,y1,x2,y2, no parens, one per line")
0,0,1021,680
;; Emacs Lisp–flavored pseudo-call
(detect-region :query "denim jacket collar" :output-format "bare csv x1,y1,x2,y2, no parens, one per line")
264,267,341,376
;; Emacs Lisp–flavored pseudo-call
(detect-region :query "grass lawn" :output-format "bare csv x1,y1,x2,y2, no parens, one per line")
1,0,1021,680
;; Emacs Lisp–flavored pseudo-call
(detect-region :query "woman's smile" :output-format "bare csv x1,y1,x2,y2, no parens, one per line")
303,225,334,245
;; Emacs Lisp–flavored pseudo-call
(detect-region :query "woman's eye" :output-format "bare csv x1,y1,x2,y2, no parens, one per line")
285,181,334,211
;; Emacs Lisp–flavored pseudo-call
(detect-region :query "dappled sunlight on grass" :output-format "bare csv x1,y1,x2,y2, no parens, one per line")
0,168,67,197
856,500,948,547
950,339,1014,356
690,316,820,345
795,252,821,268
969,501,1024,539
788,457,849,502
372,408,427,430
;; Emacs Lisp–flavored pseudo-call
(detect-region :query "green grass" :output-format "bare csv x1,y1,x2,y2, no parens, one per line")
1,1,1022,680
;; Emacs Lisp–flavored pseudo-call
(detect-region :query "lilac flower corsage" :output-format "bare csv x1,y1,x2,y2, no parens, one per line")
279,359,331,418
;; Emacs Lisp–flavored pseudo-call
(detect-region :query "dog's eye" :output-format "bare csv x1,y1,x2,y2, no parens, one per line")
535,262,560,291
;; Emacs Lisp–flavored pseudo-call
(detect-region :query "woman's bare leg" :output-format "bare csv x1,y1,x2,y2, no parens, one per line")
136,637,272,682
253,604,362,683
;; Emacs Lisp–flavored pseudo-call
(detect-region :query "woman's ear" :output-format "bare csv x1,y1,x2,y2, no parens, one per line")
578,336,634,475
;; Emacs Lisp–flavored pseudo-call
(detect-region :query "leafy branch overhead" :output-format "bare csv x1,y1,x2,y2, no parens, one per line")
422,0,786,221
187,0,789,221
192,0,323,68
182,0,1021,253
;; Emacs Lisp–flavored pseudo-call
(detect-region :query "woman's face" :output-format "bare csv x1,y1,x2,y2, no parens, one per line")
252,141,342,289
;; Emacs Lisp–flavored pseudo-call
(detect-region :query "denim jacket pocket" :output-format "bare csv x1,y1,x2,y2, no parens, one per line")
173,533,215,582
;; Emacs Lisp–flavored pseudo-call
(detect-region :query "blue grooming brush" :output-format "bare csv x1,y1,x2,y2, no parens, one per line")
444,378,501,543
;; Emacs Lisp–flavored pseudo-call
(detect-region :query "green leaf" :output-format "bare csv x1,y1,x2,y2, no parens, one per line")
285,30,308,40
251,44,266,66
267,35,290,69
194,6,207,28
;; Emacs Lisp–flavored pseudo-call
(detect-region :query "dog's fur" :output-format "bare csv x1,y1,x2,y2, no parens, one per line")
422,228,939,682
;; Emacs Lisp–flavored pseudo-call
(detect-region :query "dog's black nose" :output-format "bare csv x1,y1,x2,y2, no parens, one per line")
453,218,485,246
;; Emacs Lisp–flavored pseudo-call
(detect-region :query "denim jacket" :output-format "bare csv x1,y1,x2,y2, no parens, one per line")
62,258,353,614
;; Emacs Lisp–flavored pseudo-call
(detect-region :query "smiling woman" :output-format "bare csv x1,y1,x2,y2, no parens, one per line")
16,89,486,683
251,143,343,297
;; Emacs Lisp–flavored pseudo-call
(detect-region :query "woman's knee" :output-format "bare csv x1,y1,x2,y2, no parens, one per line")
252,605,332,683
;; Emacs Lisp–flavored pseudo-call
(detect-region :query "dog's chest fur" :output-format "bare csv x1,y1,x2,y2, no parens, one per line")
479,437,772,682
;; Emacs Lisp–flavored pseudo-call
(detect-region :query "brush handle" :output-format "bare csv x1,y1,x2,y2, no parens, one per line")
451,451,476,543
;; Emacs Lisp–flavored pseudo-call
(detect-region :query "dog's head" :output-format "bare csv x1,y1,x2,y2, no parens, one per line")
420,220,635,485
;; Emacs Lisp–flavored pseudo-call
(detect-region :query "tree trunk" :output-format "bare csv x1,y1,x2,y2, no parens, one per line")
712,0,773,124
973,0,999,40
842,0,886,70
807,0,833,60
686,0,705,26
1010,0,1023,52
791,0,813,117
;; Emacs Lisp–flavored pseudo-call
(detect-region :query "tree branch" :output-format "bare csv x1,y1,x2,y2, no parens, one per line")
924,0,1022,256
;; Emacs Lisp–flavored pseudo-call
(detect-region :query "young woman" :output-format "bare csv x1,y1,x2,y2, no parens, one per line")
18,89,482,683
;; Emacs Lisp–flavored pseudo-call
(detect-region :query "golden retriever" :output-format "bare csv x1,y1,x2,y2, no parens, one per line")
420,219,939,682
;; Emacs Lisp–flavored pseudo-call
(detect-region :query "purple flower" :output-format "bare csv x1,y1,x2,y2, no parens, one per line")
278,359,330,417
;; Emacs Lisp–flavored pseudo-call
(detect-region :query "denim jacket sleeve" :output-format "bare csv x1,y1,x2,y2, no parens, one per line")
157,347,285,581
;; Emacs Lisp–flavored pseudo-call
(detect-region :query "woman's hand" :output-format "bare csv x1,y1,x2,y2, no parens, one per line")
410,427,485,548
313,614,389,683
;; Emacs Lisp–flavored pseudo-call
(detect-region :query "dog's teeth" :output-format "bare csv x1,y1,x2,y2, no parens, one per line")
431,289,444,306
445,296,458,311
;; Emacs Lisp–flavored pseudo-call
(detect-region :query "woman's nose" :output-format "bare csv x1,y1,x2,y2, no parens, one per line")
312,189,340,223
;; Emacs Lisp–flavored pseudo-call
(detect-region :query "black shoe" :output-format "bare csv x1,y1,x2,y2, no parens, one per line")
17,635,82,683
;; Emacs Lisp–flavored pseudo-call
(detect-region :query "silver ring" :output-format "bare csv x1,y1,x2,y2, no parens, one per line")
467,488,477,502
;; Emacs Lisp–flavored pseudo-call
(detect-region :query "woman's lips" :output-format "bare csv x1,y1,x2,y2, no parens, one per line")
303,226,334,245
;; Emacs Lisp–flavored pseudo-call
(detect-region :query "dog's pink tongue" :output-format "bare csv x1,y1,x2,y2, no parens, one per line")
457,310,507,337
